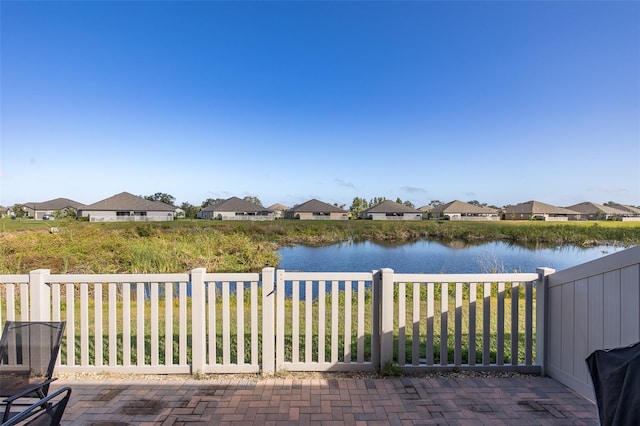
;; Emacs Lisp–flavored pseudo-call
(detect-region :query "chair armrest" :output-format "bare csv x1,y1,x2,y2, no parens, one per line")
1,387,71,426
2,378,58,423
3,378,57,403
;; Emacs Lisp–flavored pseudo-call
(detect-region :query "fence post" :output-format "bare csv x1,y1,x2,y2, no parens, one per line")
371,270,381,370
29,269,51,321
191,268,207,374
261,267,276,375
380,268,395,370
536,267,555,376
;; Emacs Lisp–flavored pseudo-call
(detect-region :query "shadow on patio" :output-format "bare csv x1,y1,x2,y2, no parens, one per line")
53,374,598,425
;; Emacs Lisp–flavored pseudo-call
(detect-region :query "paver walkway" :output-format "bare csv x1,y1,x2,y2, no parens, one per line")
52,375,598,425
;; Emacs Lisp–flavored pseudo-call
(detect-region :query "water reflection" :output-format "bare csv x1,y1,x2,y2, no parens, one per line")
277,240,630,274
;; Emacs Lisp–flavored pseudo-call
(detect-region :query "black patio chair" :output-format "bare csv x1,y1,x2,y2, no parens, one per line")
0,322,66,423
0,386,71,426
586,341,640,426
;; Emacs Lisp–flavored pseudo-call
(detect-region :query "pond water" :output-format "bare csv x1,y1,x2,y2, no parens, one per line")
277,240,630,274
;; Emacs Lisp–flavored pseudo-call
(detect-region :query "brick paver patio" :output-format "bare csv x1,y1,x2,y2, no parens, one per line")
52,375,598,425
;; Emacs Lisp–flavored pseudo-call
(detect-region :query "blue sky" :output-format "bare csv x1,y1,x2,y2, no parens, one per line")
1,1,639,209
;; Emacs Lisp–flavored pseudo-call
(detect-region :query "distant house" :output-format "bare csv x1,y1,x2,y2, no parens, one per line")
78,192,175,222
200,197,274,221
2,207,11,218
565,202,629,221
362,200,422,220
607,203,640,221
267,203,289,220
174,208,186,219
417,205,432,219
502,200,577,221
21,198,86,220
286,199,348,220
430,200,499,221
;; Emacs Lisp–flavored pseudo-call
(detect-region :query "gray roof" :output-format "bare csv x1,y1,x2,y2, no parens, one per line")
430,200,498,215
290,199,346,214
503,200,578,215
364,200,420,214
608,203,640,215
201,197,272,213
82,192,174,212
22,198,86,210
565,202,629,216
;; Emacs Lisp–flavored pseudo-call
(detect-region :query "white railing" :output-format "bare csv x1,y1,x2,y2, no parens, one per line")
382,271,540,372
0,267,549,375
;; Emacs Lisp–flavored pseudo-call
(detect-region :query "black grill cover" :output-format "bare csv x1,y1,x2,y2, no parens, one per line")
586,341,640,426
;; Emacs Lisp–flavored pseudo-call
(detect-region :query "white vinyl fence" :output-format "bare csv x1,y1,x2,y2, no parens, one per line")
0,267,549,375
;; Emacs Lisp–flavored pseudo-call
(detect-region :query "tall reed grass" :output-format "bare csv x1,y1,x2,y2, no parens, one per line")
1,218,638,274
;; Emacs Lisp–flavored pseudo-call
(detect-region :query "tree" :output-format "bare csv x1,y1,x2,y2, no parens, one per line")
63,208,77,219
429,200,443,207
349,197,369,219
202,198,224,208
144,193,175,206
180,202,199,219
13,205,27,218
467,200,488,207
370,196,386,206
403,200,415,208
243,196,262,206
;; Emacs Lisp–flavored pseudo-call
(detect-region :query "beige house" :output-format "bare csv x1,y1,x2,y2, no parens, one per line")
286,199,348,220
429,200,499,221
362,200,422,220
565,202,629,221
78,192,175,222
266,203,289,220
502,200,577,221
200,197,274,221
417,205,432,219
21,198,86,220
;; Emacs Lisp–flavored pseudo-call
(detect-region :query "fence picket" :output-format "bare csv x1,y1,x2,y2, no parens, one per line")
497,282,505,365
455,282,462,366
398,282,406,366
318,280,326,364
94,283,103,367
511,282,519,366
469,283,477,366
412,282,420,366
441,282,448,366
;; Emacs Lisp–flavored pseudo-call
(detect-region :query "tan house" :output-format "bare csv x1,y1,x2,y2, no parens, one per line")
78,192,175,222
429,200,499,221
286,199,348,220
502,200,577,221
362,200,422,220
21,198,86,220
266,203,289,220
200,197,274,221
565,202,629,221
417,205,432,219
